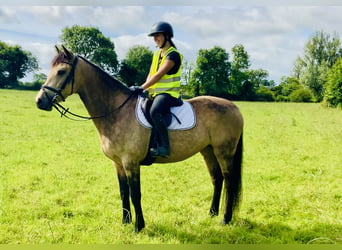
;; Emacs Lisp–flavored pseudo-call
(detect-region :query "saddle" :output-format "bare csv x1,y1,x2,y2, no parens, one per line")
136,96,196,130
135,96,196,165
141,97,178,127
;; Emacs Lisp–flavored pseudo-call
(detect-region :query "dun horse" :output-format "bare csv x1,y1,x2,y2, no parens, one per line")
35,46,244,232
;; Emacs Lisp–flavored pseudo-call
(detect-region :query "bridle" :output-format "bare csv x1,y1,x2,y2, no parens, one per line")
42,56,79,103
41,55,134,121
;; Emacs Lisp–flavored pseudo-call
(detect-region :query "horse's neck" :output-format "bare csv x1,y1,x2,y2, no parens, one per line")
76,60,130,120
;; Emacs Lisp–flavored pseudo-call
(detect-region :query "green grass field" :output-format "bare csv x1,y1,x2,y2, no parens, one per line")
1,89,341,244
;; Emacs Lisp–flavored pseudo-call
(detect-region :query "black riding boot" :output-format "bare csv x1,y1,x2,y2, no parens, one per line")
150,114,170,157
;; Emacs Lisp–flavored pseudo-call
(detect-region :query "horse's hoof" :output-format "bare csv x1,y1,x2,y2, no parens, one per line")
222,215,232,225
209,209,219,217
135,224,145,233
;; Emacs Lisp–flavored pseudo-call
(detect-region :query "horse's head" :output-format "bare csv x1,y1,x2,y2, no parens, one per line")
36,45,78,111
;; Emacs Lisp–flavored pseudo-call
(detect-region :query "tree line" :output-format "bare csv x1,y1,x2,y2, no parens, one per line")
1,25,341,107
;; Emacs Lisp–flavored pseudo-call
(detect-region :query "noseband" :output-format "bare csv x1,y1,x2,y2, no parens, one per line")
42,56,79,103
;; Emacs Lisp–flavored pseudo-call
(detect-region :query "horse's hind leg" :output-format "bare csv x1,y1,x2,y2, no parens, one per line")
201,146,223,217
114,163,132,224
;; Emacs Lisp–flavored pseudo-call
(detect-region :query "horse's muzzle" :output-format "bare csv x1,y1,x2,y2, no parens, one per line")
35,89,53,111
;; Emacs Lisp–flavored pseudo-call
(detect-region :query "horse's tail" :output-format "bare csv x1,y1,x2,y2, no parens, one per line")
223,132,243,216
231,132,243,211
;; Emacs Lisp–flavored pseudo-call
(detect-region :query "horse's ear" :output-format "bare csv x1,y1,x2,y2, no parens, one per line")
55,45,61,54
61,45,73,59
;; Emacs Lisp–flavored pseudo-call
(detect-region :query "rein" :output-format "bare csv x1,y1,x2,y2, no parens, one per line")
52,93,135,121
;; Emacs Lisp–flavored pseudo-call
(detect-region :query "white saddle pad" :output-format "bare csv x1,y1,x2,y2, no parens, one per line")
135,96,196,130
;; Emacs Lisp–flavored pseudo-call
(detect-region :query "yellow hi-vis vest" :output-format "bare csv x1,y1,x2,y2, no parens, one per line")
149,47,182,98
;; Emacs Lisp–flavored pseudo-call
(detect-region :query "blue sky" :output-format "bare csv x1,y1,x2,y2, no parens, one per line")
1,1,341,83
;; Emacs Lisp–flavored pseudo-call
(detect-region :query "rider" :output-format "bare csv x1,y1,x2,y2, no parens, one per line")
141,21,183,157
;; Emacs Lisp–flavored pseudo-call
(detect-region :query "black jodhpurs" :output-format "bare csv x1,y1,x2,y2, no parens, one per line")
150,93,182,119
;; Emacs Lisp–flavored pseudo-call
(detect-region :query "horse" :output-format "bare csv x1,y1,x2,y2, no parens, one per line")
35,45,244,232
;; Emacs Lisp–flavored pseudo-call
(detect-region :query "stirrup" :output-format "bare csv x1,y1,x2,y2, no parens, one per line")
150,147,170,157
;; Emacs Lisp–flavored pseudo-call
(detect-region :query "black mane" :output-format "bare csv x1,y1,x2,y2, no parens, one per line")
78,55,129,91
52,51,129,92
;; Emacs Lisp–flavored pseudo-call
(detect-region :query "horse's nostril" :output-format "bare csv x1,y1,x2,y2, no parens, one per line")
36,96,52,111
36,97,44,108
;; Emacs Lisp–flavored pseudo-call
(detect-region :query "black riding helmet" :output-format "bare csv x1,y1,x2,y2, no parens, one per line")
148,22,174,48
148,21,174,37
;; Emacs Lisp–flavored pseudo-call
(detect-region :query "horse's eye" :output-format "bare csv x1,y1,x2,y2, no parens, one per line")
57,70,66,76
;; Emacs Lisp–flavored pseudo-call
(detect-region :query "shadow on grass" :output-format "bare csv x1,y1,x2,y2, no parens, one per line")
144,218,341,244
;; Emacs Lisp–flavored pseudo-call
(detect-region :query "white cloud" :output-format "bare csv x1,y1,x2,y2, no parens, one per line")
1,5,341,84
112,34,153,59
62,6,150,36
24,42,55,69
28,6,66,24
0,7,18,24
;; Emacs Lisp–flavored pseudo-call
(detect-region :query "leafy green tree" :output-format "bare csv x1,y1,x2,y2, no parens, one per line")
277,76,302,96
273,76,301,102
229,44,250,95
293,56,305,80
246,69,269,88
118,45,152,86
0,41,38,88
324,57,342,107
180,60,195,98
33,72,47,83
293,30,341,101
240,80,256,101
191,46,231,97
59,25,118,75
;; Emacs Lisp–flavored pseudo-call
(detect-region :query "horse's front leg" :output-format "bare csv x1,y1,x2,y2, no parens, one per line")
125,163,145,232
114,163,132,224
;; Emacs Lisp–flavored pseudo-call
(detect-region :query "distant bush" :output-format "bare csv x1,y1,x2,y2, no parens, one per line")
24,81,43,90
14,81,43,91
255,86,275,102
275,95,289,102
289,88,313,102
